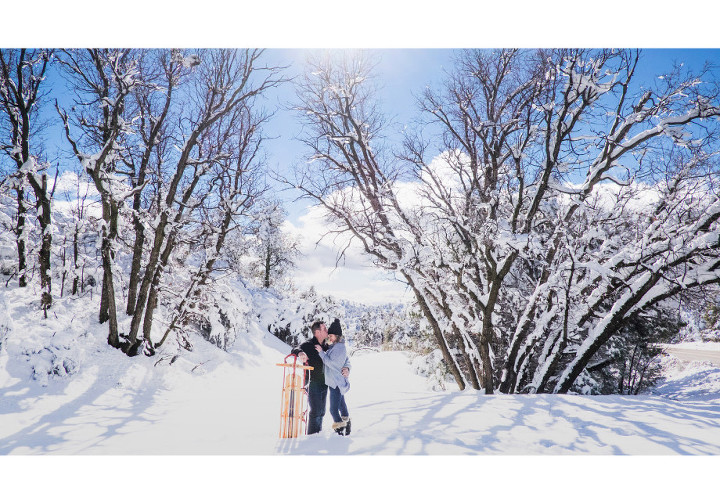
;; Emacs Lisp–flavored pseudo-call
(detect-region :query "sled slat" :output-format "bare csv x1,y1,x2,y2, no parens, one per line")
277,355,313,438
276,363,314,370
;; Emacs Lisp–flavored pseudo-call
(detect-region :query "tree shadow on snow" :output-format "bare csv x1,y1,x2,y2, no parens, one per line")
319,393,720,455
0,367,164,455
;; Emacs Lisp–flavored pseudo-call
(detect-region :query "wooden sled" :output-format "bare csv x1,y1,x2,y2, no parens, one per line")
276,354,314,438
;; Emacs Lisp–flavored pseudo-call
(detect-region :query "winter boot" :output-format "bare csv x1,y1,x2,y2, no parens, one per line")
332,420,347,435
342,416,351,436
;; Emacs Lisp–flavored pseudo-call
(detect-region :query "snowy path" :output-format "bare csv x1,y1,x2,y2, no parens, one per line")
664,347,720,365
3,343,720,455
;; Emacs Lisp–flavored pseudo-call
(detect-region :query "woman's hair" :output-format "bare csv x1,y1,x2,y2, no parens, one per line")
330,333,343,343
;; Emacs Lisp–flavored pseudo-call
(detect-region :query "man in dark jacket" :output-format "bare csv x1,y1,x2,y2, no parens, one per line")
293,320,350,434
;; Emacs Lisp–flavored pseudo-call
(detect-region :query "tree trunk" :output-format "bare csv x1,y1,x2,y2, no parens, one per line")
60,237,66,298
477,253,518,395
126,159,148,315
15,186,27,288
533,331,567,393
99,198,120,347
36,174,53,311
450,327,481,390
99,280,110,323
479,320,494,394
129,207,172,346
126,224,145,315
39,227,52,310
142,226,180,343
142,278,160,345
404,274,467,391
499,294,541,394
102,233,120,348
71,225,79,295
264,247,271,288
128,213,166,343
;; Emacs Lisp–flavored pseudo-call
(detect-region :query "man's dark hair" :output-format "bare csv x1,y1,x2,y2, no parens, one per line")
310,320,325,335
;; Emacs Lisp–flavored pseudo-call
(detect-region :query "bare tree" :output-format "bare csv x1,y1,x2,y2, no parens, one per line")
0,48,55,313
55,48,285,355
53,166,94,297
122,49,285,353
289,49,720,394
56,48,140,345
156,102,270,348
121,49,185,318
284,51,471,388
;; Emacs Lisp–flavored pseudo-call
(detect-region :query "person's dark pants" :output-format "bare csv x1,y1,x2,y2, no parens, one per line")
307,380,328,434
328,386,349,423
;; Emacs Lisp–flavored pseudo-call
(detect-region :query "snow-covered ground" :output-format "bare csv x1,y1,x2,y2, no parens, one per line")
3,285,720,500
5,334,720,456
4,349,720,501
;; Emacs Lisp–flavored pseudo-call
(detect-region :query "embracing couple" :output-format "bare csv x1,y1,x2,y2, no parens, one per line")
292,318,352,436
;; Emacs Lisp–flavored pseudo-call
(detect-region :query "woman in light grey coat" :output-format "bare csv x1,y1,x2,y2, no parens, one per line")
315,318,351,435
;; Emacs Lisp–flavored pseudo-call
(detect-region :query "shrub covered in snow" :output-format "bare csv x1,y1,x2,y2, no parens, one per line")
0,287,96,386
411,349,454,391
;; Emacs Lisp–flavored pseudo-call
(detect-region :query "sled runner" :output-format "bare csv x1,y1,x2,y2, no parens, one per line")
276,354,314,438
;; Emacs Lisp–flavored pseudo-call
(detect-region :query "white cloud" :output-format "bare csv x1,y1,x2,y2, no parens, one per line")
53,171,97,198
285,204,411,305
